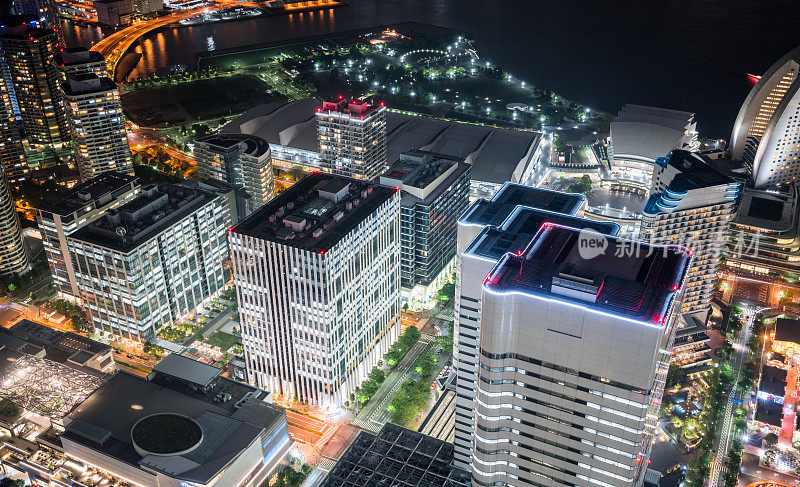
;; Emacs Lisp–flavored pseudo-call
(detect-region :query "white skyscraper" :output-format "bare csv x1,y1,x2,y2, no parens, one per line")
641,150,740,315
472,224,690,487
452,183,618,470
317,97,387,180
730,45,800,188
62,74,132,181
229,172,401,410
0,173,28,276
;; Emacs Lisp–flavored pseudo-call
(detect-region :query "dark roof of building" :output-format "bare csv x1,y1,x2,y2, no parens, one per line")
36,171,137,215
755,400,783,427
654,150,736,193
0,25,54,41
196,133,270,158
55,47,105,67
759,365,788,397
483,224,691,325
460,182,585,228
0,320,110,371
231,172,397,253
61,75,117,96
465,206,619,261
775,318,800,345
152,353,222,389
320,423,470,487
62,365,284,484
381,150,470,207
69,183,222,253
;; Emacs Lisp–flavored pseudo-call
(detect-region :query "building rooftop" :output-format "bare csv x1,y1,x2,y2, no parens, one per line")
69,182,221,253
318,97,384,118
231,172,397,253
460,182,586,228
380,150,469,206
655,150,736,193
36,171,137,216
152,353,222,390
775,318,800,345
0,24,54,41
483,224,691,326
759,365,788,397
196,133,270,158
61,74,117,96
755,400,783,427
55,47,106,67
610,104,697,163
734,187,798,233
320,423,470,487
465,206,619,261
223,100,541,184
8,319,110,359
62,359,284,484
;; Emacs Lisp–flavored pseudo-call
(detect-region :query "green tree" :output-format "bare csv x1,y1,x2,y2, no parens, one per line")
666,363,685,388
765,432,779,447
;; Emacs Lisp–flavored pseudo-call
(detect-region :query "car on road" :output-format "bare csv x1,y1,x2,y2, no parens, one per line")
127,354,134,359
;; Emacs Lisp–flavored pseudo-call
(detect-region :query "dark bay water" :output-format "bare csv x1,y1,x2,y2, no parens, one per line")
64,0,800,138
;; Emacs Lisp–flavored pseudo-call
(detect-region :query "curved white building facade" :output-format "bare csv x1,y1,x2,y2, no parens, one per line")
731,45,800,188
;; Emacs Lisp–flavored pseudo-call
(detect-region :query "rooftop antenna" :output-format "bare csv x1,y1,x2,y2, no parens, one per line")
116,226,127,243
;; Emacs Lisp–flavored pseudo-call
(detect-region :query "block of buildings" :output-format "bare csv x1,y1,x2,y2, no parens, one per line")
379,150,470,307
36,172,140,300
641,150,740,316
66,182,233,341
473,224,690,487
223,99,543,198
229,172,401,410
93,0,163,25
195,132,275,218
59,354,291,487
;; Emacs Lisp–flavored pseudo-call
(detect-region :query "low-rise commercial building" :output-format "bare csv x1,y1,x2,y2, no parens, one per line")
380,150,470,307
60,354,291,487
66,181,233,341
93,0,163,25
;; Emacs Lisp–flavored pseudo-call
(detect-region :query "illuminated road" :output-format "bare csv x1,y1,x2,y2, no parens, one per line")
90,3,242,78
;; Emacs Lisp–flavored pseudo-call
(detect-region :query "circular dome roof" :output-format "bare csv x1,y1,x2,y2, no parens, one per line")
131,413,202,457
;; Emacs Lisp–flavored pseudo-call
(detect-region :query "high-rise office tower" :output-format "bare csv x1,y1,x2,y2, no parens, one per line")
229,173,401,410
452,183,618,470
66,182,233,341
36,172,139,300
0,172,28,276
641,150,740,315
62,74,132,180
730,45,800,188
0,65,25,182
317,97,387,181
195,133,275,218
0,25,69,151
379,150,470,308
55,47,108,81
472,224,690,487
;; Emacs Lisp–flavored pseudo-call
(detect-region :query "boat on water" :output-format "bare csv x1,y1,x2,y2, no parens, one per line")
179,6,262,26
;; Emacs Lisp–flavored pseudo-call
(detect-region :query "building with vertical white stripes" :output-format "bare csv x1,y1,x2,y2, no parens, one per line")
473,224,690,487
229,172,401,411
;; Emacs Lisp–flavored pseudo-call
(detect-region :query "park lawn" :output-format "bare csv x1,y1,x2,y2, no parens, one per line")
205,331,241,351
